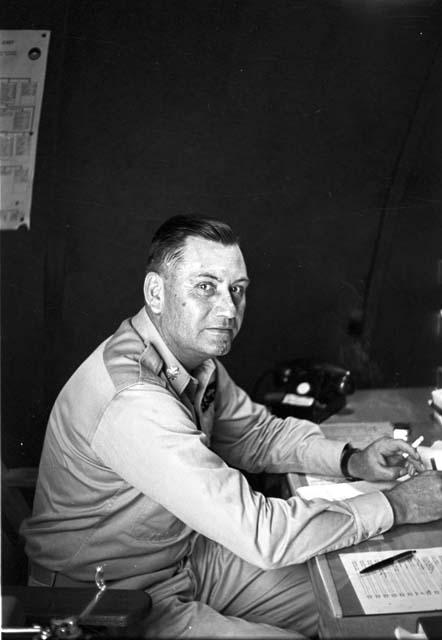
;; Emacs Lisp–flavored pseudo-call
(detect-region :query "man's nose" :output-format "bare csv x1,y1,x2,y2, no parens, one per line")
215,290,237,318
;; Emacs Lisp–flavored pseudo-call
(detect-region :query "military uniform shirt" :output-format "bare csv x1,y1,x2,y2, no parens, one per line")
22,307,393,589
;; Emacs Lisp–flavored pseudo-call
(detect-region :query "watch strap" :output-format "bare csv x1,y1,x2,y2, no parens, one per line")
340,443,361,480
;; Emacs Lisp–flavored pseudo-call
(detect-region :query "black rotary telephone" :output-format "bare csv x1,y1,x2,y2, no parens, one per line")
255,359,355,423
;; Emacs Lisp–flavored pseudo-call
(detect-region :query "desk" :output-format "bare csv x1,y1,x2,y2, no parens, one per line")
309,523,442,639
326,387,432,424
287,387,442,639
325,386,440,446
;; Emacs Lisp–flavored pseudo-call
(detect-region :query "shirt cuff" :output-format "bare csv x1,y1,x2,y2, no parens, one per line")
345,491,394,540
303,437,348,476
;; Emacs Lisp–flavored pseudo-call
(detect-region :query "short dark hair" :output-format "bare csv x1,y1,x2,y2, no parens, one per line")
146,215,239,274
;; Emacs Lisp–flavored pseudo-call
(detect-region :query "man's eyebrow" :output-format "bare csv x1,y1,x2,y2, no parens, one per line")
194,272,218,279
194,272,251,285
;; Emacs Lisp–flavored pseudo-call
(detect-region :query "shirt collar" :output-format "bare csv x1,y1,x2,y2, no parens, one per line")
130,307,215,396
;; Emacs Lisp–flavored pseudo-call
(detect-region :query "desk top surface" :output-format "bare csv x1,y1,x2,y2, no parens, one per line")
326,386,432,424
293,387,442,639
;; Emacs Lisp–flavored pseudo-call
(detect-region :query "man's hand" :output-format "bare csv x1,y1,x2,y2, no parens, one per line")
347,436,425,481
383,471,442,525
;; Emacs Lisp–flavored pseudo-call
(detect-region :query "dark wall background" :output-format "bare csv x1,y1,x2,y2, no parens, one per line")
2,0,441,467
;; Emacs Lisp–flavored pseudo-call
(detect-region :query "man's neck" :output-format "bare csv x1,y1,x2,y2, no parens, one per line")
144,305,206,373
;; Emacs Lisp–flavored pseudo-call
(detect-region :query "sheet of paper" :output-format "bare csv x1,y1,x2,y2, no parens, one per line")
339,548,442,615
296,479,395,501
303,473,343,486
0,30,50,229
431,388,442,411
417,445,442,470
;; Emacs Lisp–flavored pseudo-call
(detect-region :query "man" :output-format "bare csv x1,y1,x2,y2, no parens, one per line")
23,215,442,638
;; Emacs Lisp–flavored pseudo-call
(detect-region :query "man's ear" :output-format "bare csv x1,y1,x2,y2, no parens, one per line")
143,271,164,314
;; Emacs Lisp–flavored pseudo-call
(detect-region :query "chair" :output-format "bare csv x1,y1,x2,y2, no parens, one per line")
1,461,37,585
1,461,152,636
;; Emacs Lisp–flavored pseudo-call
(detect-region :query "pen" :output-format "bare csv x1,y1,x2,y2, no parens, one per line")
430,457,437,470
360,550,416,574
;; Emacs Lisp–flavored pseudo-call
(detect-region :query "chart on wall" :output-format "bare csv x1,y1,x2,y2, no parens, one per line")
0,30,50,230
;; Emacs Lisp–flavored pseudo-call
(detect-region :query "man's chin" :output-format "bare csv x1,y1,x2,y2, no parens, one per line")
207,338,233,358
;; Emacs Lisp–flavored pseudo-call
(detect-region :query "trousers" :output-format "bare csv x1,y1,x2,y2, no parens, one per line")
29,535,319,638
143,535,319,638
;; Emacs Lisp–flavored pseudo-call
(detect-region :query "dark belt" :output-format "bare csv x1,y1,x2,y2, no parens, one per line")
29,562,94,588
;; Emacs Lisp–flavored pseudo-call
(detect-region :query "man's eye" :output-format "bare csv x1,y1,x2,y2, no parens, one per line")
197,282,215,293
231,285,244,297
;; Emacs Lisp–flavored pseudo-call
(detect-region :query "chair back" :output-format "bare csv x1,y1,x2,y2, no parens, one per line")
1,462,38,585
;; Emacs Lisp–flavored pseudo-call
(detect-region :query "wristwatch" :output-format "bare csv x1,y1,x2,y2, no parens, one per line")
340,443,361,480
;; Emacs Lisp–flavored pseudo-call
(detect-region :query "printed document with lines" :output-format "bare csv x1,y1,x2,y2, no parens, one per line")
339,548,442,614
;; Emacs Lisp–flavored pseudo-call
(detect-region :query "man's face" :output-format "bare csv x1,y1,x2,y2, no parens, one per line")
155,236,249,370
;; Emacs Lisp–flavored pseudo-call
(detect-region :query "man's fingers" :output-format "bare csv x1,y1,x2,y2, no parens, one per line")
374,437,422,463
378,464,404,480
387,454,407,466
408,457,426,473
389,438,420,459
387,451,424,473
359,437,426,481
406,460,418,476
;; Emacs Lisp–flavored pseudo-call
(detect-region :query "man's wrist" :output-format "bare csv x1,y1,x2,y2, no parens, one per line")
382,489,406,526
340,443,362,480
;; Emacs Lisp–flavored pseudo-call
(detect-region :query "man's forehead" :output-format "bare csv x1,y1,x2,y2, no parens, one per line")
178,236,248,278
